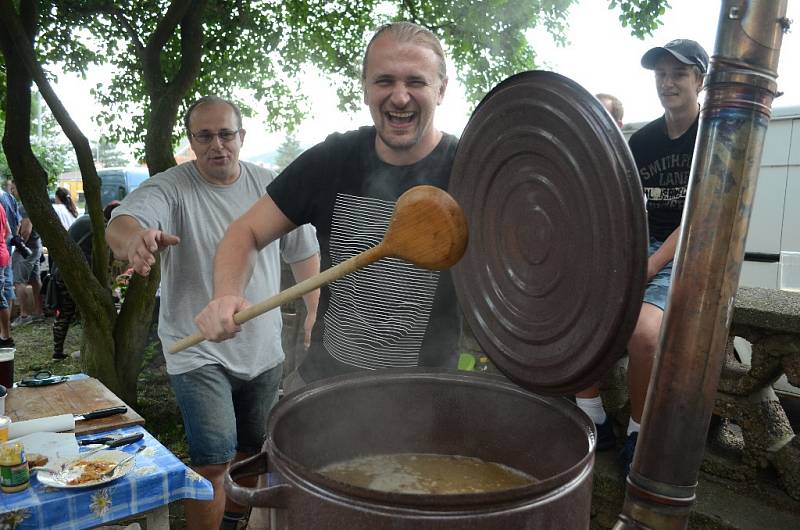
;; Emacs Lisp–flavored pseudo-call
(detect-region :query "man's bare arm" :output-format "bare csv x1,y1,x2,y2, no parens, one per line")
105,214,180,276
647,227,680,280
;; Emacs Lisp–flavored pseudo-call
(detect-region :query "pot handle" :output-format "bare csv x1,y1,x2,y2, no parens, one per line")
225,450,293,509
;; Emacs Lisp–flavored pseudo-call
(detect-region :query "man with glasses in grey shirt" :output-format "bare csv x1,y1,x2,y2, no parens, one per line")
106,96,319,530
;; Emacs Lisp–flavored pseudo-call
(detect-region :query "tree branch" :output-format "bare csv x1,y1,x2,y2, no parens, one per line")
142,0,194,94
167,0,208,100
107,7,145,58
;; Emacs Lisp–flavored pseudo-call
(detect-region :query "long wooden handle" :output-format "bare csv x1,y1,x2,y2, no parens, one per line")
168,245,387,354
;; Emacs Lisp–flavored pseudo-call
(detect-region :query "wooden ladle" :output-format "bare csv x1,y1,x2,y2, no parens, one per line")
168,185,469,354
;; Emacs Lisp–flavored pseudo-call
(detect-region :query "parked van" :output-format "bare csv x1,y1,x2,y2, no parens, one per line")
624,105,800,290
98,167,150,207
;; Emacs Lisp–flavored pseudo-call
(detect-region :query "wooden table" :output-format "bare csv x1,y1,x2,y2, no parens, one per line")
5,375,144,434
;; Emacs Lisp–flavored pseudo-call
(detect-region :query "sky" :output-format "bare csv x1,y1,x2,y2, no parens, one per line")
51,0,800,163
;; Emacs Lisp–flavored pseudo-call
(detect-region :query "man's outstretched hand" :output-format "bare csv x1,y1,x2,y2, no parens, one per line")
126,229,180,276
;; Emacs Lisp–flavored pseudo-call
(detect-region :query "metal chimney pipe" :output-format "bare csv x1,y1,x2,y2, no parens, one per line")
614,1,789,529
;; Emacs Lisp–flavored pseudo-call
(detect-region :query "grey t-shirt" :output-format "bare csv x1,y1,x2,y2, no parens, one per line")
111,161,318,378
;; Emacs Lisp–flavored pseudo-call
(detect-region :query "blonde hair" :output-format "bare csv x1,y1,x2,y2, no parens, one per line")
361,22,446,81
596,93,624,124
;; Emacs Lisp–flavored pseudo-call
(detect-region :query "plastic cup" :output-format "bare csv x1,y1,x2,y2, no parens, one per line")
779,251,800,292
0,349,13,389
0,416,10,442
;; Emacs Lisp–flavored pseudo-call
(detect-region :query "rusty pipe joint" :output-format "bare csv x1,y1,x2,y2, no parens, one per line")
702,0,786,117
718,0,787,73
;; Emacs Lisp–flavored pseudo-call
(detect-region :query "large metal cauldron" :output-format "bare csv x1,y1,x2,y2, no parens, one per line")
226,71,646,529
227,370,595,529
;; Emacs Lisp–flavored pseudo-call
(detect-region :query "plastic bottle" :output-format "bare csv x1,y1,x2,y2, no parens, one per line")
0,441,30,493
0,416,10,442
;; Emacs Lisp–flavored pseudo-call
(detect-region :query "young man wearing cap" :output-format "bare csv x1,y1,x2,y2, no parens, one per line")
576,39,709,475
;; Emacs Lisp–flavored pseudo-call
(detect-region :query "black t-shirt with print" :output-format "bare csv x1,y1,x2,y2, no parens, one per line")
268,126,461,383
628,114,699,242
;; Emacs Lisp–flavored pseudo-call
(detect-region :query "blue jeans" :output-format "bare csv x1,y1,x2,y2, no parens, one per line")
643,238,673,311
170,363,283,466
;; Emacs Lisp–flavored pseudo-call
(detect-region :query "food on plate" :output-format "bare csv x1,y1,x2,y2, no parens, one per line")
66,459,117,485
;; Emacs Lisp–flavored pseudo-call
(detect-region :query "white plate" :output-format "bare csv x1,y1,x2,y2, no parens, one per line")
36,449,136,489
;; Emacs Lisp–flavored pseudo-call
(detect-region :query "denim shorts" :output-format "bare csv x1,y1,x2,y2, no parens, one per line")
12,245,42,284
0,264,13,309
643,238,674,311
170,362,283,466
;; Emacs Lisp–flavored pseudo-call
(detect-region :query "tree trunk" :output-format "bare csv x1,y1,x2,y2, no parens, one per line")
1,0,209,405
0,0,122,394
114,268,160,405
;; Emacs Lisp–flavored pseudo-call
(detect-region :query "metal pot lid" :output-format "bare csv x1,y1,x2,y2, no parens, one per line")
449,71,648,395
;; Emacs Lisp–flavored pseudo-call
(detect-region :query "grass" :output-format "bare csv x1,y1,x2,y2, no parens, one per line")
12,316,83,380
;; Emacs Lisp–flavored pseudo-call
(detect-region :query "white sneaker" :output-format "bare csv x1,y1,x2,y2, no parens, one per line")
11,315,33,328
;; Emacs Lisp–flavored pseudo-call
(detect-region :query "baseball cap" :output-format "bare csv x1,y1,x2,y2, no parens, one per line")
641,39,709,73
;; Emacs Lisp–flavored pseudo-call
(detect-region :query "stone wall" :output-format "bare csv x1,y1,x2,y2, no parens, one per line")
711,288,800,501
595,287,800,528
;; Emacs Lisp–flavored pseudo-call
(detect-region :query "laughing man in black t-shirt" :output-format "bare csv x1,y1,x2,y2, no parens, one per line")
196,22,460,388
576,39,709,476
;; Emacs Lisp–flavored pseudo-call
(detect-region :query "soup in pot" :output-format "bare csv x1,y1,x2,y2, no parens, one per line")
318,453,536,494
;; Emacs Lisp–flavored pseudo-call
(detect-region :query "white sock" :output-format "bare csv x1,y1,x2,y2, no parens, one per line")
576,396,607,424
627,418,641,436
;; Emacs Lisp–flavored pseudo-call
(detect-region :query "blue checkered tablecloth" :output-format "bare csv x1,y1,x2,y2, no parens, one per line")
0,425,213,529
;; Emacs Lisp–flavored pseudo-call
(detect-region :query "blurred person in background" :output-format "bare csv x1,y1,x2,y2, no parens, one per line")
0,184,20,347
53,187,78,230
8,180,44,328
50,201,121,360
0,197,12,347
596,92,624,129
574,93,626,453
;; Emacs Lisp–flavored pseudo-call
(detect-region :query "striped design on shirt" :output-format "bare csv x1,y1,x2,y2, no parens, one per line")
324,193,439,369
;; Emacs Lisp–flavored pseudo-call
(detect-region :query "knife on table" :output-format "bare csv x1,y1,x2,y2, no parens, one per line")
73,406,128,422
8,407,129,440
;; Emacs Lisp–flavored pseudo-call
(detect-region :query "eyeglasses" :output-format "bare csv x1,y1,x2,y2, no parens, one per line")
189,129,242,144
